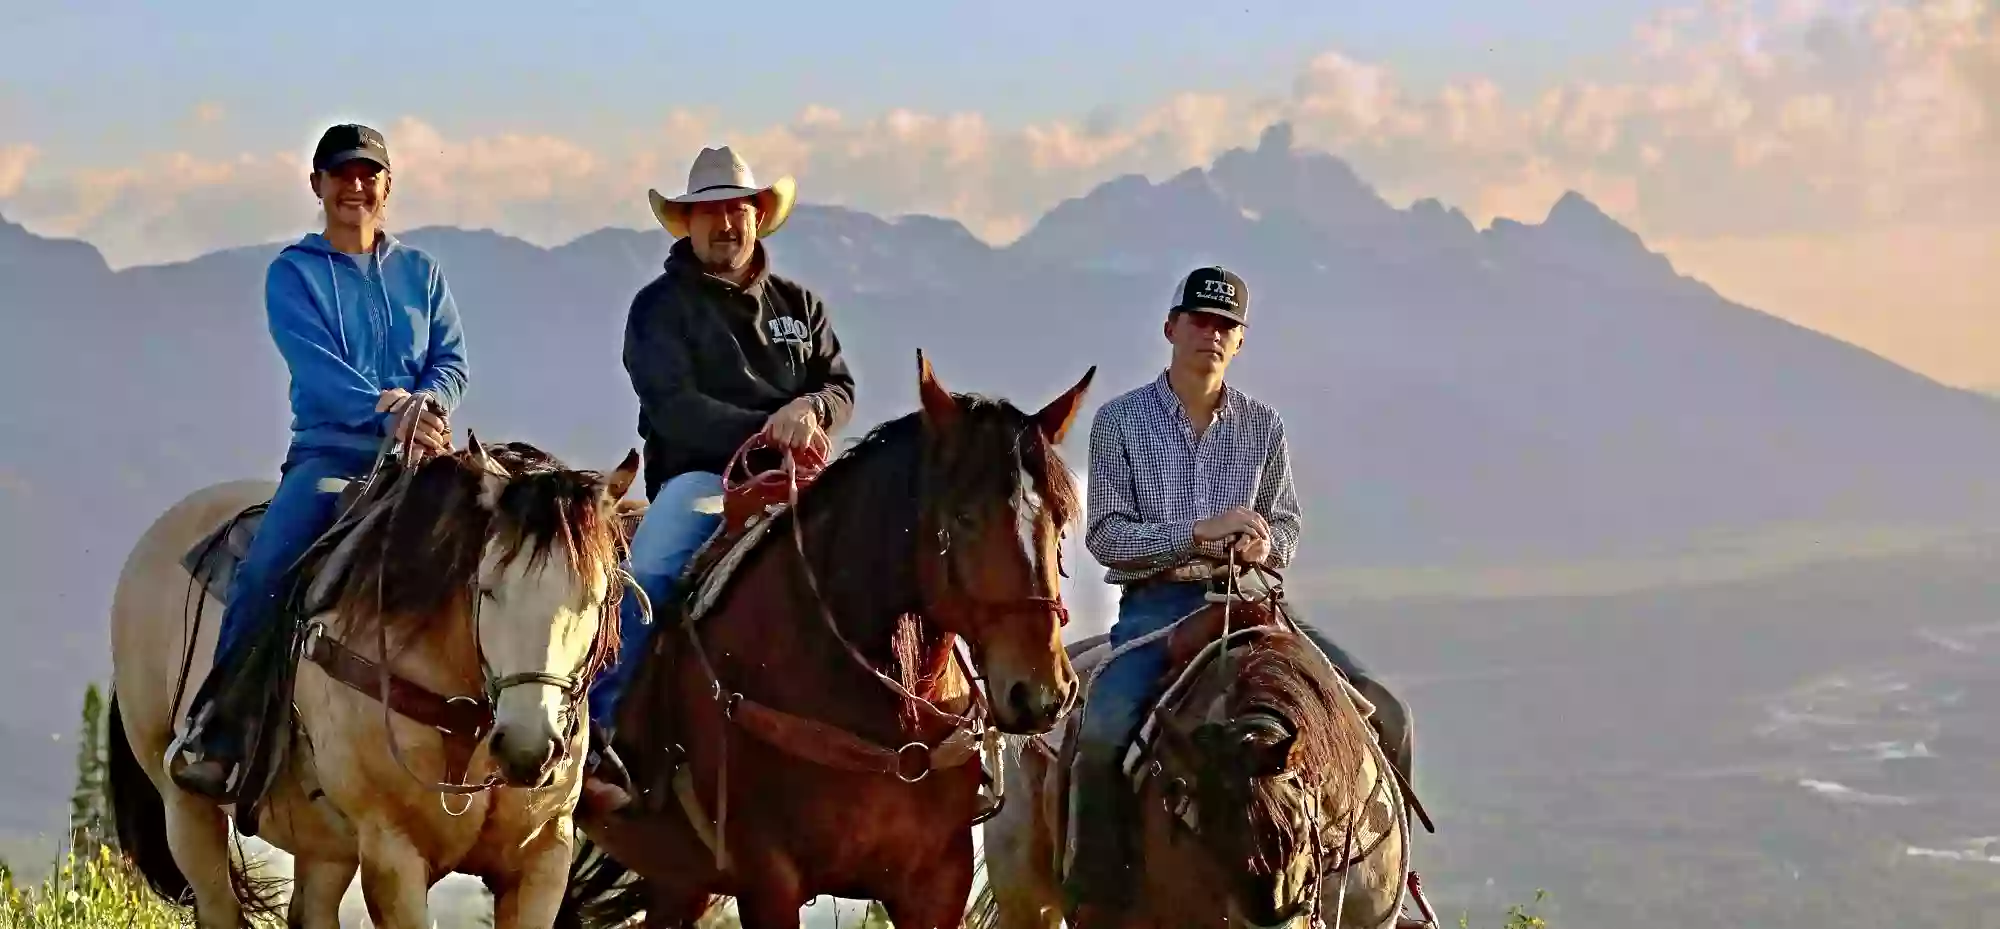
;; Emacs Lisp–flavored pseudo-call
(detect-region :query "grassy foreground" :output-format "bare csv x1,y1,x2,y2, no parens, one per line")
1,842,191,929
1,837,1554,929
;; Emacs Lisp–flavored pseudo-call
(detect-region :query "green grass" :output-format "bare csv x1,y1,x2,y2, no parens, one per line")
0,842,193,929
1469,888,1552,929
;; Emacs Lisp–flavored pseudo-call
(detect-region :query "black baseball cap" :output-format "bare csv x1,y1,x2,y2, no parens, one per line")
1169,265,1249,326
312,123,391,173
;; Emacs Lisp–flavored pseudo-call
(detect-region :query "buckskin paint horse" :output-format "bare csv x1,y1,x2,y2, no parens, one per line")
973,571,1422,929
558,352,1094,929
105,437,639,929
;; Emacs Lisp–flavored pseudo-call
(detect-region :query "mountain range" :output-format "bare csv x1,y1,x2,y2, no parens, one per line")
6,121,2000,842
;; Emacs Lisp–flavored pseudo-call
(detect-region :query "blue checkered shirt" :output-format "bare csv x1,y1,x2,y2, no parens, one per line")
1084,371,1302,585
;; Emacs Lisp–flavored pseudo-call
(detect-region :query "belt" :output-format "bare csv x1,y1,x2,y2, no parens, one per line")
1124,560,1238,589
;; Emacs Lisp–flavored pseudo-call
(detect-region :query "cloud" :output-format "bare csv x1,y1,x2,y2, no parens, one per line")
0,144,34,198
192,102,225,126
0,0,1991,378
1276,0,1998,239
6,0,1990,264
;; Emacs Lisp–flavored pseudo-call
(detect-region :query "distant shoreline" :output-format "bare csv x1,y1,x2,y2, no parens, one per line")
1290,522,2000,603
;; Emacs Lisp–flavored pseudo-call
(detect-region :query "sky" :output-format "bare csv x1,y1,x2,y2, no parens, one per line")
2,0,1995,385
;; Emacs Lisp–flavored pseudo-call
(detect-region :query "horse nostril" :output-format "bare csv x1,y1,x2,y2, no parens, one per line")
1007,681,1032,723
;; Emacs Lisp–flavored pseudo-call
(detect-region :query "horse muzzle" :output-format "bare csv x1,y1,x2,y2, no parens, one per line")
995,674,1072,734
489,719,563,788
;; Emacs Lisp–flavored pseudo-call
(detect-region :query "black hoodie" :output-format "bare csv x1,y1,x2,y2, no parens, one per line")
622,238,856,499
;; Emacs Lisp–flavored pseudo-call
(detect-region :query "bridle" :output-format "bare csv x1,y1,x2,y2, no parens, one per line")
923,425,1073,639
306,409,642,815
728,426,1074,702
928,520,1072,635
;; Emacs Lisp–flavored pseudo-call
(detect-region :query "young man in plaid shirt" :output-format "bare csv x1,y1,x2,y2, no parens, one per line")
1064,266,1417,920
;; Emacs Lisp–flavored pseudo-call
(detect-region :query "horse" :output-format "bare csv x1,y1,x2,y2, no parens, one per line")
105,435,640,929
972,577,1422,929
558,351,1095,929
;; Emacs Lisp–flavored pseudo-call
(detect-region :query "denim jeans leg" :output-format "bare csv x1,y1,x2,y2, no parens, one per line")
588,470,726,729
194,445,375,757
1064,581,1214,907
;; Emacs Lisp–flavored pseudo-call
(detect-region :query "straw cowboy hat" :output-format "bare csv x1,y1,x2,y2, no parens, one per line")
648,146,797,239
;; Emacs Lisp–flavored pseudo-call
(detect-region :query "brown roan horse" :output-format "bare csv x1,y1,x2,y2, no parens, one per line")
975,586,1417,929
559,352,1095,929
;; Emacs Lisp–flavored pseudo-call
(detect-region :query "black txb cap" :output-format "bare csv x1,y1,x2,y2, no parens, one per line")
1170,265,1249,326
312,124,391,173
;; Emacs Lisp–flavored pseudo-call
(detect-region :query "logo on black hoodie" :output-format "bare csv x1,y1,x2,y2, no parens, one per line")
765,316,810,346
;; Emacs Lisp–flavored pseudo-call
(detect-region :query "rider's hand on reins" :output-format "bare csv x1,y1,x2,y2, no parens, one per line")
384,393,451,462
1232,531,1272,566
763,396,827,453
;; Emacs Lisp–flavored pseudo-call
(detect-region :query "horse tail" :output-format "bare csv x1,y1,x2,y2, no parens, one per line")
104,690,192,905
556,836,652,929
225,852,286,924
105,691,286,919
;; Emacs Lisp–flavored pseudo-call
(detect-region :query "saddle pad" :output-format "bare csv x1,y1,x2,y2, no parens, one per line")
181,503,269,605
685,508,784,625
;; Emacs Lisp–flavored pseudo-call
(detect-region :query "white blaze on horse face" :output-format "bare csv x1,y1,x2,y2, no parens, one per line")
476,543,606,775
1013,460,1045,583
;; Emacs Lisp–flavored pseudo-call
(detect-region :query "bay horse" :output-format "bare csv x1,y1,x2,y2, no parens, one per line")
105,436,639,929
558,352,1094,929
973,577,1423,929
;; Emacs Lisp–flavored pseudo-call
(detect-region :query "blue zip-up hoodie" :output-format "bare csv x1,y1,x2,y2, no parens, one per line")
264,231,470,453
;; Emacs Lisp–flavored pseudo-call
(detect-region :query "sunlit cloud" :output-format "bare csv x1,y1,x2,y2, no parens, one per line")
0,0,1992,380
0,144,34,199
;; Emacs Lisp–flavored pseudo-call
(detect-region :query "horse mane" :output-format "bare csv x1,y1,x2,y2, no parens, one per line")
1221,629,1372,874
319,442,625,671
776,393,1081,687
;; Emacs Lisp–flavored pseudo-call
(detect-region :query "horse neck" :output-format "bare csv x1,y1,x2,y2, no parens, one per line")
776,517,950,698
760,441,972,727
327,596,483,699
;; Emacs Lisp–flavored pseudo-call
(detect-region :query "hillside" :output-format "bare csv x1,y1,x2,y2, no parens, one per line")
6,121,2000,842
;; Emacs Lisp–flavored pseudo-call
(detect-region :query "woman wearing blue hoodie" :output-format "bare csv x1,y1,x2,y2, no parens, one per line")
169,123,470,800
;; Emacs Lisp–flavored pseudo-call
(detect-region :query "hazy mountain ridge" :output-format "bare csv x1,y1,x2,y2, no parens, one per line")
6,121,2000,842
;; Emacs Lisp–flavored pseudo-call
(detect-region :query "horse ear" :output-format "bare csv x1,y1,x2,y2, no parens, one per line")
466,430,510,510
606,448,640,501
917,348,960,431
1033,365,1096,444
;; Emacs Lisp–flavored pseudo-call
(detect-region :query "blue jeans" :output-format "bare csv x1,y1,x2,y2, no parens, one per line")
214,444,377,669
190,443,377,758
1078,582,1383,761
588,470,725,729
1076,583,1215,755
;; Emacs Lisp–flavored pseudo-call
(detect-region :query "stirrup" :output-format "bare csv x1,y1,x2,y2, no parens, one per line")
164,714,243,801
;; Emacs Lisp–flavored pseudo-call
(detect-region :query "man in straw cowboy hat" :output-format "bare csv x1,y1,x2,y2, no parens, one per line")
578,145,857,815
